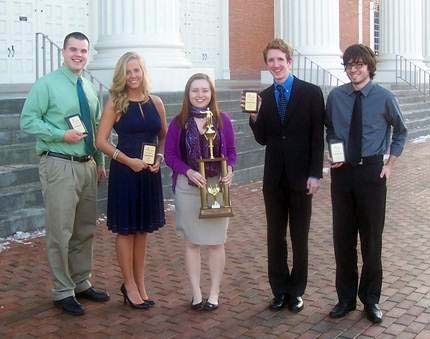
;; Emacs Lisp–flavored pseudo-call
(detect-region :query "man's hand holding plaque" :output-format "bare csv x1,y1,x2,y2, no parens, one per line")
328,139,345,166
65,114,88,135
242,91,259,113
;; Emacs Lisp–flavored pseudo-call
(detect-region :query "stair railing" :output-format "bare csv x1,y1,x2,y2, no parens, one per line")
291,49,345,95
35,32,108,106
395,55,430,98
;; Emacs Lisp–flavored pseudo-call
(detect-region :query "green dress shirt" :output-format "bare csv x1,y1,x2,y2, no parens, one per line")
20,65,104,166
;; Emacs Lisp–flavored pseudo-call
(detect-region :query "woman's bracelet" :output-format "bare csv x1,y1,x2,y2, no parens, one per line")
156,153,164,163
112,148,121,160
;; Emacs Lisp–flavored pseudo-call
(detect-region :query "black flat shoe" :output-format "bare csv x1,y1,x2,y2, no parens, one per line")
54,296,85,316
269,294,288,310
288,296,304,313
364,303,383,323
75,287,110,302
329,302,357,318
120,284,149,309
203,300,218,311
190,299,205,310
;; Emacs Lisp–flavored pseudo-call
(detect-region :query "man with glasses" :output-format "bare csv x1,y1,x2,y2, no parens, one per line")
325,44,407,323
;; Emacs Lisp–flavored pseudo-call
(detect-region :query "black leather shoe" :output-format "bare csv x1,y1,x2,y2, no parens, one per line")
288,296,304,313
75,287,110,302
54,296,85,316
269,294,288,310
203,300,219,311
329,302,357,318
364,303,383,323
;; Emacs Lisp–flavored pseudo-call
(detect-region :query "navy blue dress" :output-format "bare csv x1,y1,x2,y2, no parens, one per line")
107,99,165,235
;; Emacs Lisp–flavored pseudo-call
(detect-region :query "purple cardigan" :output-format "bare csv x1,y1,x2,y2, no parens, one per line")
165,112,237,191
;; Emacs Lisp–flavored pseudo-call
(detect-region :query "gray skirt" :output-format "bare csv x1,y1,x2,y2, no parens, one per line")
174,174,229,245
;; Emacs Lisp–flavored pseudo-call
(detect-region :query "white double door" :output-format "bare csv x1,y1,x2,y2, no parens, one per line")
180,0,228,79
0,0,88,84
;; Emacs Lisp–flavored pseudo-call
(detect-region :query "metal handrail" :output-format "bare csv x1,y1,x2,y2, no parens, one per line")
395,55,430,98
35,32,108,106
292,49,345,95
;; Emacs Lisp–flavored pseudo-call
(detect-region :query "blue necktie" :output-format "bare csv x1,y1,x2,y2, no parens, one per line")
276,84,288,122
77,77,95,155
348,91,362,165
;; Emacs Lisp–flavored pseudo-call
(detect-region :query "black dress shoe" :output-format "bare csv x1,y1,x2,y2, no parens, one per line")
329,302,357,318
75,287,110,302
54,296,85,316
203,300,219,311
364,303,383,323
269,294,288,310
288,296,304,313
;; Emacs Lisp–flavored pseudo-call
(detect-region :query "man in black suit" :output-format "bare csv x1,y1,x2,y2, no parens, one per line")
248,39,325,312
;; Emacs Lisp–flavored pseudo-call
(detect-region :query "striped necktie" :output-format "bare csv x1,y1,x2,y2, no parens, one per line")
77,77,95,155
276,84,288,122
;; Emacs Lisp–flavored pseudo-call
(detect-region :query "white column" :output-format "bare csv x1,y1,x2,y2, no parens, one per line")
376,0,427,82
88,0,213,91
423,0,430,66
268,0,346,84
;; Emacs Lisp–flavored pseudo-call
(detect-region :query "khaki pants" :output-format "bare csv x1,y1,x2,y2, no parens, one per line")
39,155,97,301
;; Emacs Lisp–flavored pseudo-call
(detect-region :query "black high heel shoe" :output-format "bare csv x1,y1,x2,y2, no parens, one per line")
190,298,205,310
120,284,149,309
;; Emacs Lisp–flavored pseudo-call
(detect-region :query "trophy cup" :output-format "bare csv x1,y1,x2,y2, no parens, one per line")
198,108,233,218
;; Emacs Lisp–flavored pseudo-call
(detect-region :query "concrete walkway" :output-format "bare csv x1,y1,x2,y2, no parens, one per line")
0,140,429,338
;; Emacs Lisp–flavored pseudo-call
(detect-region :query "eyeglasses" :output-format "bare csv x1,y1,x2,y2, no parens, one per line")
344,62,365,71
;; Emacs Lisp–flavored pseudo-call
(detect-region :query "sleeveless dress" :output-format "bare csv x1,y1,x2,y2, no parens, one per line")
107,99,165,235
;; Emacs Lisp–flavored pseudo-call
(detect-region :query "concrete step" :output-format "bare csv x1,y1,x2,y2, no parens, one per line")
0,98,25,115
0,182,43,215
407,126,430,140
402,108,430,120
404,116,430,130
0,129,35,145
0,207,45,238
0,113,20,130
0,164,39,188
400,101,430,111
0,143,39,165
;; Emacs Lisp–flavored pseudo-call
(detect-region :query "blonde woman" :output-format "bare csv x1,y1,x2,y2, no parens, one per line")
96,52,167,309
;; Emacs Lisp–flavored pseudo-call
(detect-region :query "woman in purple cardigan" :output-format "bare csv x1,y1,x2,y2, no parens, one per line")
165,73,236,311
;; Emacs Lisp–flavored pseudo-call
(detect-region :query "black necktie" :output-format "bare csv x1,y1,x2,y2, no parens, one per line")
348,91,362,165
77,77,95,155
276,84,288,122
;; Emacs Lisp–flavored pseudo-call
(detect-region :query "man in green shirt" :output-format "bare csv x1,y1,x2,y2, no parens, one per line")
20,32,109,316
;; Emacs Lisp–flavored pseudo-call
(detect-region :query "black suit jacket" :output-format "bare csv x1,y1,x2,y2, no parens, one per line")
250,77,325,191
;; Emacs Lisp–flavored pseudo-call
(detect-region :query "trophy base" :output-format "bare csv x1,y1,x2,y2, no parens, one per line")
199,206,234,219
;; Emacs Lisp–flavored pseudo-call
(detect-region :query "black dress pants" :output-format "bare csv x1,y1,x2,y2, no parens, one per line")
263,177,312,298
331,161,386,305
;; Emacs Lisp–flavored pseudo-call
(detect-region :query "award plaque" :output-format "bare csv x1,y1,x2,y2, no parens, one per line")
65,114,87,135
329,139,345,163
242,90,259,113
198,108,233,219
141,143,157,165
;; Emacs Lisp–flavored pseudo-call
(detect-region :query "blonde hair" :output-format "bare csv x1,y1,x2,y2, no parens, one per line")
177,73,222,128
110,52,150,115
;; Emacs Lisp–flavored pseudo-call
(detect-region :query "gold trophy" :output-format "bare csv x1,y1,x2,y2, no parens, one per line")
198,108,233,218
